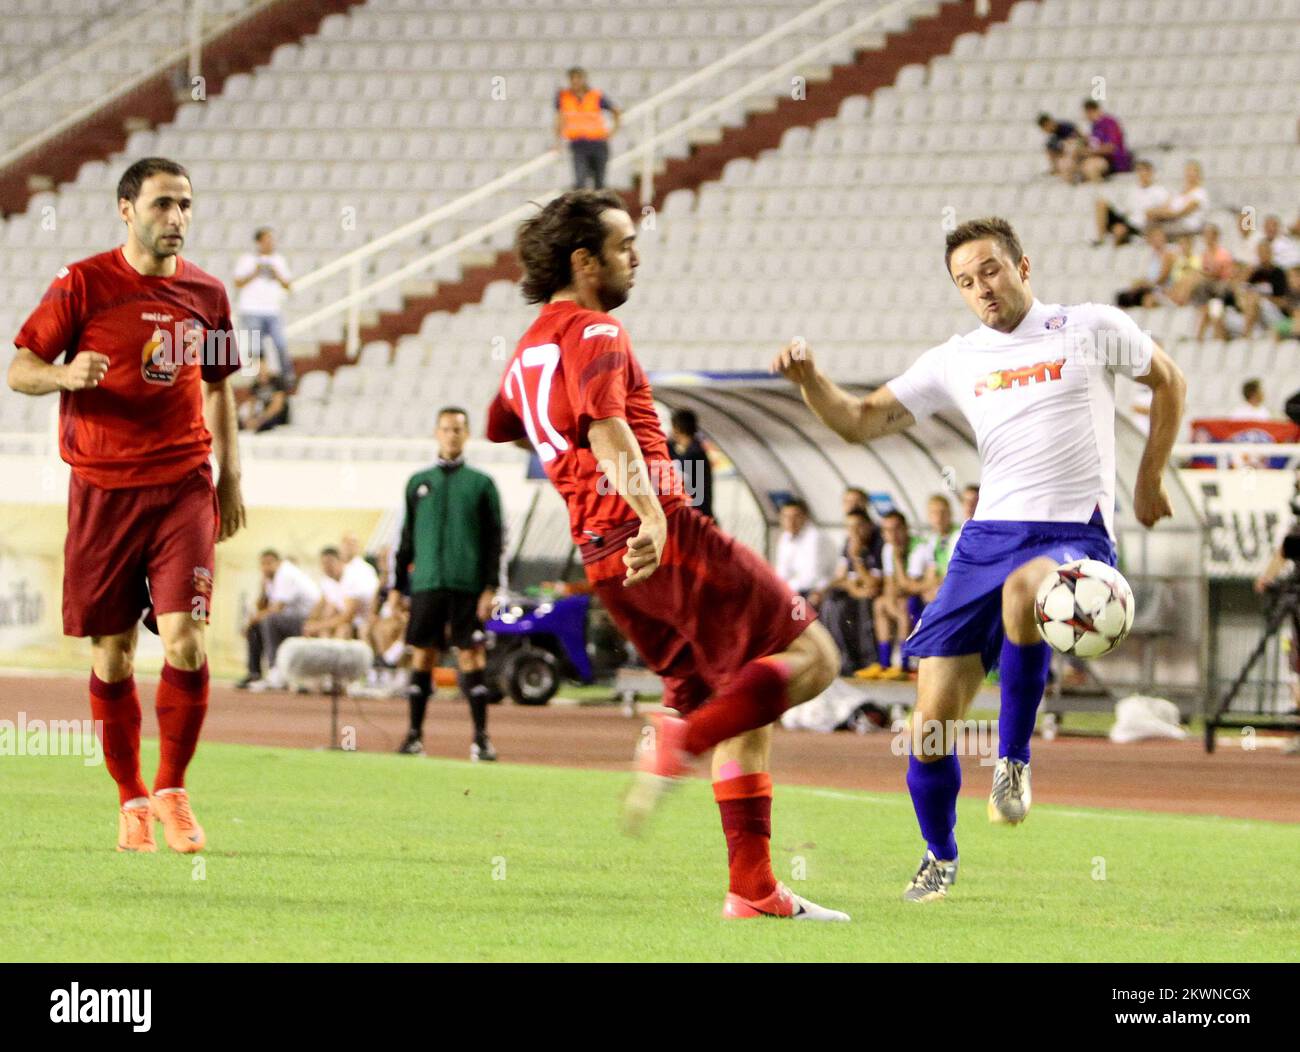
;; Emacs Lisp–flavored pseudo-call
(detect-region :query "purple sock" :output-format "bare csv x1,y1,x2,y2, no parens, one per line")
906,753,960,860
877,640,892,667
998,637,1052,763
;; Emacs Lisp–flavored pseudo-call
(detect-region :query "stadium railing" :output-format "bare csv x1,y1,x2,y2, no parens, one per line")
0,0,267,172
284,0,938,355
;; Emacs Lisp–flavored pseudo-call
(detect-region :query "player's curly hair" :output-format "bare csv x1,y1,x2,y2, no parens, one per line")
944,217,1024,275
515,189,628,304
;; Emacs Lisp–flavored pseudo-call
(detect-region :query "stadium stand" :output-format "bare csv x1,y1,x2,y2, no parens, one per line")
1,0,1298,440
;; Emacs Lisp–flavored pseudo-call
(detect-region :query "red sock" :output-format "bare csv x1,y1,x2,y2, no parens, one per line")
714,772,777,900
153,663,209,792
683,658,790,756
89,673,149,805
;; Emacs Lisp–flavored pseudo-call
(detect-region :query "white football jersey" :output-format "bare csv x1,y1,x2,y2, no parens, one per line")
886,300,1153,537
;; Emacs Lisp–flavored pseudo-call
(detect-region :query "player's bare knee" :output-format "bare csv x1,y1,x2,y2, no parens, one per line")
804,621,840,696
163,632,205,671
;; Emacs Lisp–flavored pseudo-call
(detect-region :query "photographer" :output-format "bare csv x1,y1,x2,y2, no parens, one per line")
1254,477,1300,750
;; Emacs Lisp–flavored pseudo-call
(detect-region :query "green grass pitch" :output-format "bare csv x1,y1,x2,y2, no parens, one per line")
1,741,1294,962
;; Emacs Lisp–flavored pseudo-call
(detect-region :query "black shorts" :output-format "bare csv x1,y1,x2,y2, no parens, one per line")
406,589,483,650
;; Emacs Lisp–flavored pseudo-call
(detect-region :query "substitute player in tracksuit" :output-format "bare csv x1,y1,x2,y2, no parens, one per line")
488,189,848,921
7,157,246,854
774,216,1186,901
393,408,504,762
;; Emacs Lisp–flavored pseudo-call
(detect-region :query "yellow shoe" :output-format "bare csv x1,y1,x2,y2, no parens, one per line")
116,803,157,853
879,666,910,682
150,790,206,853
854,663,885,680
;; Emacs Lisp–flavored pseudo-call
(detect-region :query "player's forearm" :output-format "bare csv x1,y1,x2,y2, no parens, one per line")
1138,369,1186,479
799,368,868,442
7,350,67,395
588,417,667,527
204,381,242,480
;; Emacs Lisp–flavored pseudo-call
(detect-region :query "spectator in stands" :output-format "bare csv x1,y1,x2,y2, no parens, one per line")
305,543,381,640
1183,223,1240,307
238,358,290,433
1146,160,1209,238
841,485,883,561
774,498,836,609
1229,379,1272,421
1076,99,1133,182
822,508,883,675
1116,226,1176,307
913,493,962,603
1037,112,1081,180
959,484,979,525
668,408,713,519
555,67,621,190
233,227,293,382
1258,214,1300,270
1198,239,1293,340
857,510,923,681
238,550,320,690
1093,159,1170,246
1164,234,1205,306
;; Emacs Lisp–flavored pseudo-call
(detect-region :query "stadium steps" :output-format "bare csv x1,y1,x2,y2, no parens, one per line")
311,0,1018,368
0,0,363,218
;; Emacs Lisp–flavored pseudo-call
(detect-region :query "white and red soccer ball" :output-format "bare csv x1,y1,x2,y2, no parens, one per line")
1034,559,1135,658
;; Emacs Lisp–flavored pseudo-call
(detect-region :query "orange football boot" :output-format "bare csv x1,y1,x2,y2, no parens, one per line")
116,804,157,853
150,790,206,853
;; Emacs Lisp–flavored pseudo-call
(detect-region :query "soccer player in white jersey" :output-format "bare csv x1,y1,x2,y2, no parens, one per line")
772,217,1186,902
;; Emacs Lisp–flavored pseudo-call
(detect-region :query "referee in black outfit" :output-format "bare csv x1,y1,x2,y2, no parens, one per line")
393,407,505,761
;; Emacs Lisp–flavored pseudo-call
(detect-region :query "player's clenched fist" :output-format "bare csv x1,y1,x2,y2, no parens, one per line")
623,516,666,587
769,338,817,385
60,352,110,390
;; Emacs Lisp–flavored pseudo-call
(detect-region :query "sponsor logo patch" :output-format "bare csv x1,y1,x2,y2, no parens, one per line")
974,358,1067,397
582,323,619,340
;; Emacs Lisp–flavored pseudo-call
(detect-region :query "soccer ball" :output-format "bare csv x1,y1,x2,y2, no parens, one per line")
1034,559,1135,658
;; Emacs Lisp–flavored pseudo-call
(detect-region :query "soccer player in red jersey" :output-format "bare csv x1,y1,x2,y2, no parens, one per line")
7,157,246,854
486,190,849,920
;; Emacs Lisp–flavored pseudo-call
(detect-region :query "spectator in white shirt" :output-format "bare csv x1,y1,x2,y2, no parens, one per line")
233,227,294,382
1094,159,1171,246
239,549,321,689
1229,378,1273,421
1146,160,1209,238
1255,214,1300,270
774,498,836,608
305,545,380,639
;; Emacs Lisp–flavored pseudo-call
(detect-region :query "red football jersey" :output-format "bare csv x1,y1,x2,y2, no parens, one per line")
486,300,685,545
14,248,240,489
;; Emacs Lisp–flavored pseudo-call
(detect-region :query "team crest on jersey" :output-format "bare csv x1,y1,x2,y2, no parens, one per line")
141,318,204,385
1044,314,1067,330
974,358,1067,397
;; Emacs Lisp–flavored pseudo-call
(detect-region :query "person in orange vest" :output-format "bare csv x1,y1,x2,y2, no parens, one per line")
554,67,621,189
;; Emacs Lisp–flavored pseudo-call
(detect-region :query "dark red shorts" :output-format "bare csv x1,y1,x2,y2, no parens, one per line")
63,463,219,638
588,507,815,714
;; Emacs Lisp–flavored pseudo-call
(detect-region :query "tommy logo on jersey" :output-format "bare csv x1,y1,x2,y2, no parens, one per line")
974,358,1067,397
